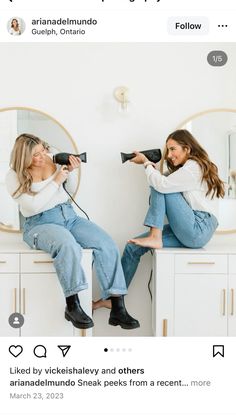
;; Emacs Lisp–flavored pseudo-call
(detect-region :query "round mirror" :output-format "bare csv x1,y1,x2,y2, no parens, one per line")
0,107,79,232
178,108,236,233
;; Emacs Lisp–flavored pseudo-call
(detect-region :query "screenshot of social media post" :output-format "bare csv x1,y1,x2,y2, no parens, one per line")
0,0,236,418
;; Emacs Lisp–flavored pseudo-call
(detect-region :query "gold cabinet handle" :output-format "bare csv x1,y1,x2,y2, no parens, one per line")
22,288,26,315
13,288,17,312
230,289,234,316
0,261,7,264
222,289,226,316
187,262,215,265
33,260,53,264
162,319,168,337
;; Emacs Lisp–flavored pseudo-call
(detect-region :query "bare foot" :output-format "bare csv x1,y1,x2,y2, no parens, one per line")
92,299,112,311
128,236,163,249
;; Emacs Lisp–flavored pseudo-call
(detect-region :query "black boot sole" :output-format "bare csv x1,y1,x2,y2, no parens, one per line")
109,318,140,330
65,312,94,329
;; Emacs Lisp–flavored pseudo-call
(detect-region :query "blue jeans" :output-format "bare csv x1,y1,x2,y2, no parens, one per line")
122,187,219,287
23,202,127,299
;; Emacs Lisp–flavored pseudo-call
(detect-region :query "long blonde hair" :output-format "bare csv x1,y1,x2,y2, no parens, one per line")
10,133,44,197
161,129,225,198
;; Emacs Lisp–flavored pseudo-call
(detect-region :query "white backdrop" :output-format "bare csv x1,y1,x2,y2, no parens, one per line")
0,42,236,336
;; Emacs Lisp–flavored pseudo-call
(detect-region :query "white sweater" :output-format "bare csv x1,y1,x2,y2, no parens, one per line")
5,168,78,217
145,159,220,220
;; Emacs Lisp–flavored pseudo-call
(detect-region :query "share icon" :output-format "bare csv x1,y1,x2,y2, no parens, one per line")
58,345,71,357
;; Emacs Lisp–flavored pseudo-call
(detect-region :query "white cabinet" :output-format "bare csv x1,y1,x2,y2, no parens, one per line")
153,248,236,337
0,274,19,337
174,274,227,336
20,273,72,336
0,253,20,336
228,255,236,336
0,247,92,337
228,275,236,336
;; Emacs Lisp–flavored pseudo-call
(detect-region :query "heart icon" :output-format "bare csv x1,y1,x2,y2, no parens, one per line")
9,345,23,358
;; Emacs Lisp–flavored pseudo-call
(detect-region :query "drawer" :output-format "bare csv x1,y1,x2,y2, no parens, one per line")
229,255,236,274
21,253,56,273
0,254,19,273
175,254,227,274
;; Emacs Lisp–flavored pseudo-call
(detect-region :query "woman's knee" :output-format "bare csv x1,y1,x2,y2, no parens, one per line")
165,192,183,202
53,238,81,255
34,232,81,259
150,187,165,198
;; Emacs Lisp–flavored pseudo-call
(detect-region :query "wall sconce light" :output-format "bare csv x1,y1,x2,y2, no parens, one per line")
114,86,129,112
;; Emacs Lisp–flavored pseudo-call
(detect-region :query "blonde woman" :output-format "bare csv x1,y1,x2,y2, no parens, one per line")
6,134,139,330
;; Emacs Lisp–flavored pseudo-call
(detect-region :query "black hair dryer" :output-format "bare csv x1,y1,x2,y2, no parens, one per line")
53,152,87,165
121,149,161,164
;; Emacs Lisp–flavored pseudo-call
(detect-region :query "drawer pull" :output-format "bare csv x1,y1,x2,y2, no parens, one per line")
13,288,17,312
222,289,226,316
22,288,26,315
231,289,234,316
0,261,7,264
187,262,215,265
162,319,168,337
33,261,53,264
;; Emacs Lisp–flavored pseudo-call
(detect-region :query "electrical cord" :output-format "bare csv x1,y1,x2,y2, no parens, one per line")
63,182,90,220
148,268,153,301
148,249,154,301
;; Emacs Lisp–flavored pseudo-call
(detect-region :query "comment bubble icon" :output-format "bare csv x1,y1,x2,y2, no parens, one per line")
33,345,47,358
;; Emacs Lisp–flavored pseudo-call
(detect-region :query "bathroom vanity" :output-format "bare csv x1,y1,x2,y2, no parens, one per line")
152,245,236,336
0,237,92,337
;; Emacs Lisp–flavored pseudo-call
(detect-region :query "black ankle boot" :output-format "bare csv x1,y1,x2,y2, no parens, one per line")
65,294,94,329
109,296,140,330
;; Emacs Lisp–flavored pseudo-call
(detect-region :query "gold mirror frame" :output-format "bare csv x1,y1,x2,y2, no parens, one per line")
178,108,236,235
0,106,80,233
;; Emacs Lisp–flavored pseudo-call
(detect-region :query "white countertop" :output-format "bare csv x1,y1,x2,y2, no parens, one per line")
0,232,93,254
0,232,235,254
154,246,236,254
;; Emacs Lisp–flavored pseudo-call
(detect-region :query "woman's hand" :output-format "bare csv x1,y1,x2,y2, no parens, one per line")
130,151,148,165
68,155,81,172
54,165,69,185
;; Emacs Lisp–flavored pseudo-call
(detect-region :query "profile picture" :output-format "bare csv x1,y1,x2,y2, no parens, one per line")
7,17,25,36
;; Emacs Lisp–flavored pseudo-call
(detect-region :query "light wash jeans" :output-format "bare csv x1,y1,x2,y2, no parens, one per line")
121,187,219,287
23,202,127,299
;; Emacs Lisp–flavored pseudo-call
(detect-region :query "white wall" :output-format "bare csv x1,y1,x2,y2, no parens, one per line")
0,42,236,336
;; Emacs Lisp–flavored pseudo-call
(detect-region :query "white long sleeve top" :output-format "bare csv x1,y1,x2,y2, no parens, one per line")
5,166,78,218
145,159,220,220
